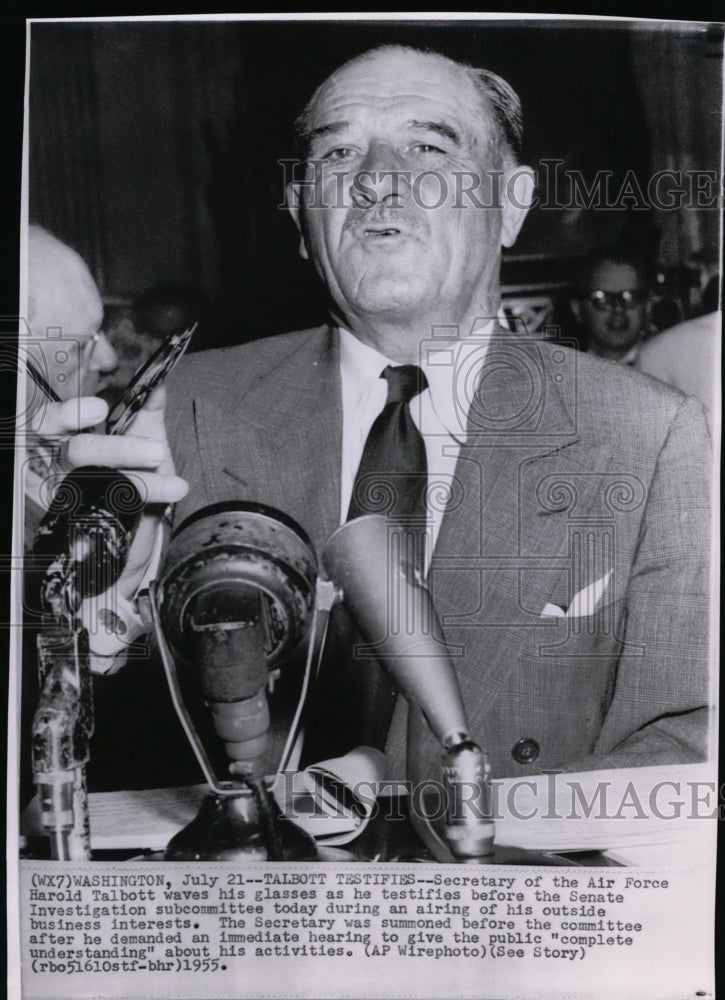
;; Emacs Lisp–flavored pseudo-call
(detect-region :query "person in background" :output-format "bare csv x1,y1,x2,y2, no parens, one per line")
21,228,116,806
133,281,204,341
19,243,194,804
22,227,176,623
98,282,205,409
24,226,119,538
96,304,163,410
570,246,653,364
26,225,118,400
635,308,721,434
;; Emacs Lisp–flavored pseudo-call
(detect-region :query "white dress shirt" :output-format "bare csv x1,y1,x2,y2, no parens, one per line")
338,324,493,557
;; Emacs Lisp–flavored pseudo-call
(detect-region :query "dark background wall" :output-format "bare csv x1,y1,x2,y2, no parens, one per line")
28,18,723,347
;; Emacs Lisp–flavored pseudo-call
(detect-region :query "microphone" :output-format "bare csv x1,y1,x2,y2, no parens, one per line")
153,502,319,861
156,502,317,781
322,514,494,861
187,587,270,779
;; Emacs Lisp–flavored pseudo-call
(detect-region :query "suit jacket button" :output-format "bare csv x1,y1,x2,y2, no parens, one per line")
512,738,540,764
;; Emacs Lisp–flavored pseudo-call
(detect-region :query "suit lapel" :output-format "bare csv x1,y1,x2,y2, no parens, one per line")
430,331,613,704
191,327,342,555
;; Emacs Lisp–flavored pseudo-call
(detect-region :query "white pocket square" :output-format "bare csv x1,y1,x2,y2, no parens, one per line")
542,570,613,619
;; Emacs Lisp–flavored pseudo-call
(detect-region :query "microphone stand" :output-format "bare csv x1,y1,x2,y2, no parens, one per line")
322,515,496,863
30,467,143,859
33,614,94,860
150,502,321,862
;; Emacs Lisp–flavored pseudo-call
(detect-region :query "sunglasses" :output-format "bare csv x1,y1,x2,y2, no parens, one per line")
586,289,649,312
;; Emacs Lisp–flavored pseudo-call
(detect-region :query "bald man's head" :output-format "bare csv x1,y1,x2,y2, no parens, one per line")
27,226,117,398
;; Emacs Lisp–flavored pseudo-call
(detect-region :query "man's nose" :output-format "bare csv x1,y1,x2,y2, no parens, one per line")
88,331,119,373
353,142,410,208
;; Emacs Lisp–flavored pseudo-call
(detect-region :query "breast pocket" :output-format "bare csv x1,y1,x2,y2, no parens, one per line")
533,598,626,660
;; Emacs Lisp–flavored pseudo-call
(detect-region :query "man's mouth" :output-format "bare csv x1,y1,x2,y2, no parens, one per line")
361,225,405,238
606,321,628,334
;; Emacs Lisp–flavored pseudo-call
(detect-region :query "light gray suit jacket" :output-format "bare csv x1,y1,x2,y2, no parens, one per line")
165,325,712,780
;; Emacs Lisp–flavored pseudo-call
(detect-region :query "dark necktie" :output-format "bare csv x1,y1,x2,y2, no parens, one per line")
348,364,429,558
300,365,429,763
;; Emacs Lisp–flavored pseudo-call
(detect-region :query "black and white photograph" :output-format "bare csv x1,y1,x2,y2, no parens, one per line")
7,12,722,1000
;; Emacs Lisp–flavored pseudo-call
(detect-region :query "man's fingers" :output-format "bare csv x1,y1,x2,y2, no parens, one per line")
117,512,164,599
31,384,184,508
122,471,189,506
126,385,168,441
139,384,166,413
29,396,108,437
65,433,168,470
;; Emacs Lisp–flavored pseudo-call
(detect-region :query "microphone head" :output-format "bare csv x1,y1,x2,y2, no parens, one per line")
157,501,318,670
322,515,469,744
32,466,143,607
155,502,318,779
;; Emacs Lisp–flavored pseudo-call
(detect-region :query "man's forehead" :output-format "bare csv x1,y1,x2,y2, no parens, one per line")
308,49,481,126
32,263,103,341
589,262,644,290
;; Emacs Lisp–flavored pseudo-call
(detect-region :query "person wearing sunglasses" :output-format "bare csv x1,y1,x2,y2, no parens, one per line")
570,247,653,364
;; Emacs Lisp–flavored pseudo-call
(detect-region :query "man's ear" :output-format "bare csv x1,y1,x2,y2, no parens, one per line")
286,182,309,260
501,166,535,248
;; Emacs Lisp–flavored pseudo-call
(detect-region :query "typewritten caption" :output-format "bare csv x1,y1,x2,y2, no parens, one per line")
19,862,712,1000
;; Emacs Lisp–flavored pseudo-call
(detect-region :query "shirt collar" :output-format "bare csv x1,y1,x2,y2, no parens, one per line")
338,328,391,405
338,322,494,442
422,322,493,442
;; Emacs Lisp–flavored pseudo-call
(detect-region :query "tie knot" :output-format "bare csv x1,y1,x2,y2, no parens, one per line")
382,364,428,404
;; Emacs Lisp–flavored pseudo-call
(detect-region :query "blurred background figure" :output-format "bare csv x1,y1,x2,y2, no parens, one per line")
97,305,163,410
569,246,653,364
635,308,721,435
27,225,118,399
99,281,206,408
24,226,120,540
133,280,204,340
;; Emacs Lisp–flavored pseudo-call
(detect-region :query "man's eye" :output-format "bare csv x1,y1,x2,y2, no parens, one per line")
322,147,357,161
410,143,446,156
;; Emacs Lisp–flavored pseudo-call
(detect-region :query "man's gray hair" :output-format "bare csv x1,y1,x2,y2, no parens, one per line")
467,65,523,163
294,44,523,164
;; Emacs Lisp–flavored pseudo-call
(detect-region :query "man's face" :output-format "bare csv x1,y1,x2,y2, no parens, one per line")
29,254,118,400
579,261,649,359
289,50,529,337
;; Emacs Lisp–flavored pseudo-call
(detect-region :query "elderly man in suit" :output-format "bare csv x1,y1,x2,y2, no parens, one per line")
47,45,711,785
